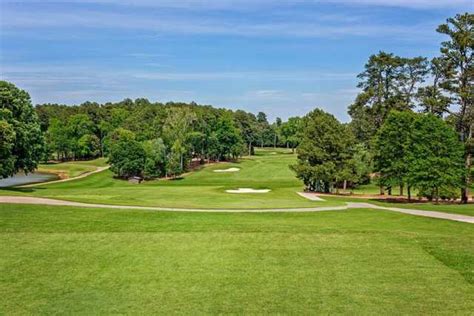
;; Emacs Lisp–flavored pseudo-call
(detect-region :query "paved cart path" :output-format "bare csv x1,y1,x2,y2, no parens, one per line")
0,196,473,223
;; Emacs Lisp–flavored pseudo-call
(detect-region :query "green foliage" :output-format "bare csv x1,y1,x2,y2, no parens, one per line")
408,114,465,201
0,81,44,177
279,117,301,151
373,111,416,191
0,118,16,176
215,113,244,160
233,110,258,155
351,143,373,185
108,138,146,179
291,109,355,192
416,57,451,116
348,52,429,144
143,138,167,179
436,12,473,203
374,111,465,200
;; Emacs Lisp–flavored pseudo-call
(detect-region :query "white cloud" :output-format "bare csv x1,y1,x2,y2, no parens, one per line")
0,4,444,40
132,71,356,81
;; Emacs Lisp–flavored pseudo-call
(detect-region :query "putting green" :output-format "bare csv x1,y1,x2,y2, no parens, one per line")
0,149,343,209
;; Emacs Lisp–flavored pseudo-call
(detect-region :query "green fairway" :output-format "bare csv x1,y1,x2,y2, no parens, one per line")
1,203,473,314
37,158,108,178
0,150,343,209
372,201,474,217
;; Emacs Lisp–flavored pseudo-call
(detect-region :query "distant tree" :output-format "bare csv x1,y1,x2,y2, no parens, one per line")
398,56,429,107
349,52,428,144
280,117,301,152
408,114,465,202
109,138,145,179
233,110,258,155
143,138,167,179
416,57,451,116
66,114,96,159
351,143,373,186
46,118,70,160
77,134,100,158
0,81,44,177
256,111,272,147
291,109,355,192
215,113,244,160
373,111,416,196
436,13,473,203
168,139,185,177
163,108,196,171
256,111,268,123
186,131,206,160
104,128,136,155
98,120,113,157
109,108,129,128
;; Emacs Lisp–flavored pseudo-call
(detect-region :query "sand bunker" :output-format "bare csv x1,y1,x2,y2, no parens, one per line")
226,188,271,194
214,167,240,173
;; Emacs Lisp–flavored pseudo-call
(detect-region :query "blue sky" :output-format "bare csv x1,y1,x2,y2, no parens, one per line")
1,0,472,122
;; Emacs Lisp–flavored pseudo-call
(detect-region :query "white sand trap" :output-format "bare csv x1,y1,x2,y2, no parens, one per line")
226,188,271,194
297,192,325,201
214,167,240,173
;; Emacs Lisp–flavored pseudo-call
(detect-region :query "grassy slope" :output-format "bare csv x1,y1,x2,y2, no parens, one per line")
1,203,473,314
37,158,108,178
0,150,343,209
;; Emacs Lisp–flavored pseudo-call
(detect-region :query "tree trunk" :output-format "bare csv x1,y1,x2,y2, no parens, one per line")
343,180,347,191
388,186,392,196
407,185,411,202
379,184,384,195
435,187,439,203
399,184,404,196
248,142,252,156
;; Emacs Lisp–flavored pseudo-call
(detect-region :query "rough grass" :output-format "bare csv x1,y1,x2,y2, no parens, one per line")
38,158,107,178
1,203,473,314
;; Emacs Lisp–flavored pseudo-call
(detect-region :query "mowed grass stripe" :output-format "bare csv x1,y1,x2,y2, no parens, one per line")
1,203,473,314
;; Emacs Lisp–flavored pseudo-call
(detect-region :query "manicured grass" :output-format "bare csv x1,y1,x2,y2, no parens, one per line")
37,158,108,178
1,203,473,314
372,201,474,217
1,151,343,209
1,151,472,215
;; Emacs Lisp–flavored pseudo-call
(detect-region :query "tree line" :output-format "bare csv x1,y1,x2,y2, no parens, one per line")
1,85,302,180
293,13,472,202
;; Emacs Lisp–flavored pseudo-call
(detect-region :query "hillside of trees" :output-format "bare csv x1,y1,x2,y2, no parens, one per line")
34,98,301,179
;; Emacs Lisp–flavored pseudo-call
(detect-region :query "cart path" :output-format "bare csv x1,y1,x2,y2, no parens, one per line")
0,196,473,223
0,196,348,213
20,166,110,187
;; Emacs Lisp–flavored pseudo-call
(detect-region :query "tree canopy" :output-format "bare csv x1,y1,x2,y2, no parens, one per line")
291,109,356,192
0,81,44,178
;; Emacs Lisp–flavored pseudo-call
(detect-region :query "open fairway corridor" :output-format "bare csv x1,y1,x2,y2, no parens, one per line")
1,203,473,314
